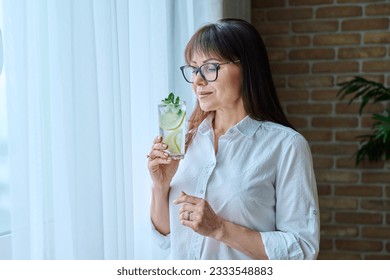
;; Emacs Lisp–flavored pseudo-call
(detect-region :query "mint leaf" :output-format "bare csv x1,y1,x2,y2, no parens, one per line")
161,92,182,107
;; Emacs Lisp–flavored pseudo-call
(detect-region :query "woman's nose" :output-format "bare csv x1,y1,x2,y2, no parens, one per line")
193,71,207,86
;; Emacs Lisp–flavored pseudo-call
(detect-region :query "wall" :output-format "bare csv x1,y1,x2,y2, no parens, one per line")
251,0,390,259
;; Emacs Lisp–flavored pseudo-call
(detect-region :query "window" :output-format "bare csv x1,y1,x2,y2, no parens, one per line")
0,0,10,238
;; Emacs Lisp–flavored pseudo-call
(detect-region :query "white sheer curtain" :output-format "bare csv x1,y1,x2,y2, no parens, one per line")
2,0,248,260
4,0,135,259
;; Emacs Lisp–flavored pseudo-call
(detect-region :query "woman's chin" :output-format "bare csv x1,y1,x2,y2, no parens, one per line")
199,104,214,112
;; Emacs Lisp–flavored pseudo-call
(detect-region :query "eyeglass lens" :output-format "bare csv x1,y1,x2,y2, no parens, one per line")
182,63,218,83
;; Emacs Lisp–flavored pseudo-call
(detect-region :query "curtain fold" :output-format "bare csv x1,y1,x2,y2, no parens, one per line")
2,0,249,260
4,0,135,259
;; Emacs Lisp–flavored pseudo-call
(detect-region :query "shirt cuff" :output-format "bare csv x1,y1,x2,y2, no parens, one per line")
260,231,304,260
150,220,171,250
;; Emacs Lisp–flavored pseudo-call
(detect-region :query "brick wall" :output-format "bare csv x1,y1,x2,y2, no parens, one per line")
251,0,390,259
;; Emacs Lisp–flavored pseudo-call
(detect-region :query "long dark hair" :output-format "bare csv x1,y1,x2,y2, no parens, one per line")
184,18,294,149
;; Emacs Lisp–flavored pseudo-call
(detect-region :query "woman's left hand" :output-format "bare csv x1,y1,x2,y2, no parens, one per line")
173,191,224,238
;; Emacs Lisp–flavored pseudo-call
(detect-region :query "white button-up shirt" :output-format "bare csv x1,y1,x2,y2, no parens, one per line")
152,114,320,260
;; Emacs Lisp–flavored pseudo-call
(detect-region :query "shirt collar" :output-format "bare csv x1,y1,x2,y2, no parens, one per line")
198,113,263,138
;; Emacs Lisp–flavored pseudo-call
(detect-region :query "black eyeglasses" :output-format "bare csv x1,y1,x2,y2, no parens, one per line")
180,60,240,83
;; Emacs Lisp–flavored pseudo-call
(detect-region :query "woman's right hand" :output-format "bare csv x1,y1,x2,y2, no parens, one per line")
147,136,180,192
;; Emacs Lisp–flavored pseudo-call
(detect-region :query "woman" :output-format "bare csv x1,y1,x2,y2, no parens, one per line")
147,18,320,260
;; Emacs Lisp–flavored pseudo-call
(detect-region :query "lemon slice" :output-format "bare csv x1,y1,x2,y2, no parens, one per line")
159,110,186,130
164,129,182,155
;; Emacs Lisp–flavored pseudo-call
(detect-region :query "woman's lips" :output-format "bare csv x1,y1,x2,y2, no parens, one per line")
197,91,213,98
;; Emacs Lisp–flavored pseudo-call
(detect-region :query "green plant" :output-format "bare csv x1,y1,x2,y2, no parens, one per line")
337,77,390,165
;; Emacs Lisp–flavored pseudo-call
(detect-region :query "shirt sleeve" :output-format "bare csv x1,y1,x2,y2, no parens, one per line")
150,219,171,250
261,134,320,260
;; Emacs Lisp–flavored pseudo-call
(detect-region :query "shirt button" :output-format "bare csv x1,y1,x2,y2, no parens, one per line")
313,210,318,215
199,190,204,194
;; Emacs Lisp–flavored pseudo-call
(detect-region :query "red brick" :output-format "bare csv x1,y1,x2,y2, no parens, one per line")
320,210,332,222
365,32,390,44
277,89,309,102
252,0,285,9
336,103,385,114
342,18,389,31
292,21,338,33
290,0,333,5
356,159,386,169
317,185,332,196
312,89,339,101
320,238,333,250
313,157,334,168
338,0,383,2
336,75,385,85
301,130,332,141
321,225,358,237
273,76,286,88
366,4,390,16
316,6,362,18
335,158,356,169
288,76,334,88
289,48,335,60
312,117,358,128
271,62,309,74
361,200,390,211
288,116,308,128
335,130,372,141
256,23,289,35
362,227,390,238
365,255,390,260
252,10,266,22
336,158,385,169
268,50,287,61
321,197,357,210
311,144,358,155
335,186,383,197
361,115,378,128
317,252,361,260
336,240,383,252
267,8,313,21
362,172,390,183
316,171,359,183
363,61,390,72
336,212,383,224
314,34,361,46
338,47,386,59
312,61,359,73
287,103,332,114
265,36,311,48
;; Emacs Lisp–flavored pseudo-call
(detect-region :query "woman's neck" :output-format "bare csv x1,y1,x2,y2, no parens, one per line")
213,107,247,136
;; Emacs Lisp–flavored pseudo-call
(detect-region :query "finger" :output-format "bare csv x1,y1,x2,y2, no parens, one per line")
179,204,196,214
179,211,190,221
151,142,168,152
149,149,169,160
153,136,163,144
179,210,197,221
180,219,196,229
173,193,203,205
148,157,172,166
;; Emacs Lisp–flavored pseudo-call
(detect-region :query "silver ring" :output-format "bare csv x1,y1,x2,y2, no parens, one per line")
187,211,192,221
